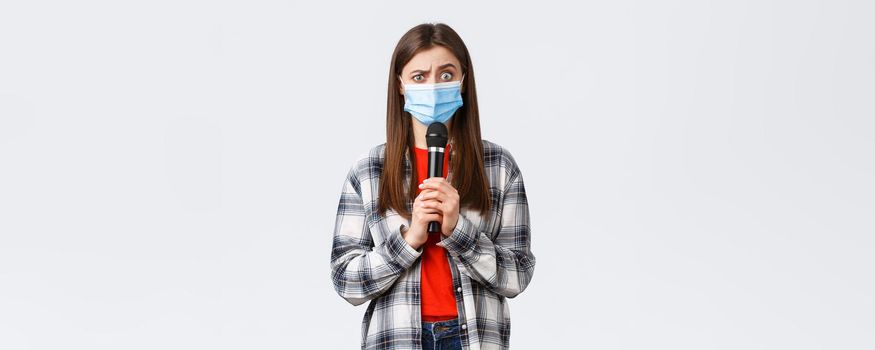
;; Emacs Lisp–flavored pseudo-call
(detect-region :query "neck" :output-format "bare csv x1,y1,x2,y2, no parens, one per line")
411,119,452,149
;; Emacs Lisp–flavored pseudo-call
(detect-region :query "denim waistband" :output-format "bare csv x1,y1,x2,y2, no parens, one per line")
422,317,459,327
421,317,460,338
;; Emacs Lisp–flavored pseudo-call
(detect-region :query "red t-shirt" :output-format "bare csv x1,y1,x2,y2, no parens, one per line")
412,143,459,322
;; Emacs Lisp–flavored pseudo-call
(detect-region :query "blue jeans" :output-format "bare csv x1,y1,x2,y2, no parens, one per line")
421,318,463,350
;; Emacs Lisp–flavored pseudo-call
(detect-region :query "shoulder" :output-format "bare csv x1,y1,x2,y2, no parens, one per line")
356,142,387,163
347,142,387,181
481,138,522,179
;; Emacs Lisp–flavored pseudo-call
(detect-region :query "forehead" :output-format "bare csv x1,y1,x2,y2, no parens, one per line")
402,45,461,73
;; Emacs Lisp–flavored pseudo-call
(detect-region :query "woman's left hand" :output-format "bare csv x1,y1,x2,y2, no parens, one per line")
417,177,460,237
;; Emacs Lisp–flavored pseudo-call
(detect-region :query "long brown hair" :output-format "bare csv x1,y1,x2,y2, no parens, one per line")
378,23,492,221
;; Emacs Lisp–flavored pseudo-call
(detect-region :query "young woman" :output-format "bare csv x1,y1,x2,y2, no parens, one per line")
330,23,536,350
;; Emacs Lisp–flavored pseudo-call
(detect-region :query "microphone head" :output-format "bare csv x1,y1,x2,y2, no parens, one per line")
426,122,449,148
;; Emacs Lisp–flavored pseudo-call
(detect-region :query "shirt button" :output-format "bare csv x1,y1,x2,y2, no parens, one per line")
461,324,467,329
456,287,462,293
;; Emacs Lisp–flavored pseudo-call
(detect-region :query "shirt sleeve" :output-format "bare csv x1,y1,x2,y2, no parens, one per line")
437,152,537,298
329,162,423,306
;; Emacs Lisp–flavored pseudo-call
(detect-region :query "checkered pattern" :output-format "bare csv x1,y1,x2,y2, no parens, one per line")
330,139,536,350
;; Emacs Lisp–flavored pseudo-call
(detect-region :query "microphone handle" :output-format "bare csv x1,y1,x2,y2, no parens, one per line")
427,148,445,233
428,220,440,233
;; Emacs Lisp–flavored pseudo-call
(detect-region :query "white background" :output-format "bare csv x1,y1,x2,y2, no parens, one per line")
1,0,873,349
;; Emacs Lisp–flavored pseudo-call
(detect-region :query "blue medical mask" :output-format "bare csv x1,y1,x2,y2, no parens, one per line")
399,74,465,125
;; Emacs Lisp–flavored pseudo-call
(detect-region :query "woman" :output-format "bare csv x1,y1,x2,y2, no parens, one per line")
330,22,536,350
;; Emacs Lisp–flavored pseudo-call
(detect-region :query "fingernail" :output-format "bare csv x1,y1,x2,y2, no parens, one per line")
423,179,429,183
418,183,424,188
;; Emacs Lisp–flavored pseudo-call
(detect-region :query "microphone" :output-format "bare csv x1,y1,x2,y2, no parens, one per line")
425,122,448,234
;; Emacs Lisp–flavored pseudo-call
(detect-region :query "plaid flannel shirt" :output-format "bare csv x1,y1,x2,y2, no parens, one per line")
330,139,536,350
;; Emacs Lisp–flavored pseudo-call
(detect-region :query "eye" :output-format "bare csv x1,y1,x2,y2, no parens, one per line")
440,72,453,81
412,74,424,82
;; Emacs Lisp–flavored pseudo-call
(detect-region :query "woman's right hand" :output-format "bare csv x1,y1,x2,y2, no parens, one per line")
402,187,443,250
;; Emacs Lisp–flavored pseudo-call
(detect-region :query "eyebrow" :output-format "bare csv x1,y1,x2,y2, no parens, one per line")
410,63,458,75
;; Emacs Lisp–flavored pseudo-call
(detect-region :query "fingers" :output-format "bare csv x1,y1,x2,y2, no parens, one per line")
418,189,447,202
418,177,458,196
422,212,442,223
414,193,442,215
416,198,443,213
415,178,458,227
413,208,442,225
416,204,441,214
418,189,458,211
414,191,441,207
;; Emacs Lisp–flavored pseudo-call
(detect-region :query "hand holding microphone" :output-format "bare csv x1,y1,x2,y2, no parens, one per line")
424,122,449,234
403,191,443,249
421,122,460,237
401,122,461,248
